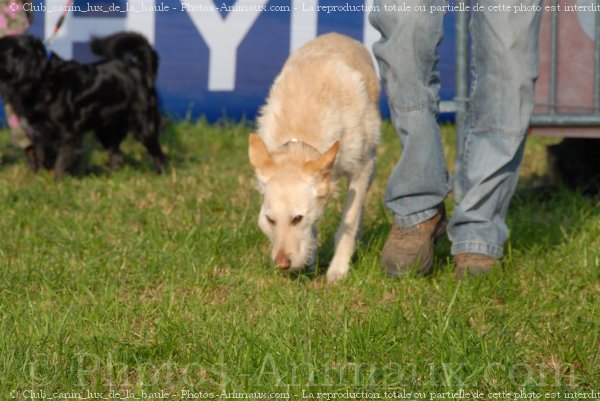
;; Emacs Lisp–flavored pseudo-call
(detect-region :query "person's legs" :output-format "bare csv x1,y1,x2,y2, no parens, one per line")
370,0,450,275
449,3,542,275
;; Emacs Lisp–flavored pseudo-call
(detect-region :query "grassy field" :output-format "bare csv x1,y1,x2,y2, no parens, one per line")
0,121,598,400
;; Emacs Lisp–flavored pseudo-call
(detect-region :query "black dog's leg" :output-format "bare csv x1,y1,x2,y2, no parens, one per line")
96,128,126,170
24,146,38,171
28,144,42,172
108,147,126,170
27,128,48,172
53,136,83,177
43,143,58,171
32,140,56,172
147,102,166,174
143,135,166,174
135,111,166,174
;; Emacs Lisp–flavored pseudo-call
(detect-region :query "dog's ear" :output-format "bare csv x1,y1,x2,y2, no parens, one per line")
248,134,275,182
305,141,340,198
304,141,340,180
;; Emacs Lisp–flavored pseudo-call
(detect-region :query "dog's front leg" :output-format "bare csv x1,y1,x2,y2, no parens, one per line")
327,159,375,283
137,111,166,174
28,144,42,172
53,137,82,177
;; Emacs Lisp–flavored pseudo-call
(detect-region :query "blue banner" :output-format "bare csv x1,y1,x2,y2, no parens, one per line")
1,0,457,123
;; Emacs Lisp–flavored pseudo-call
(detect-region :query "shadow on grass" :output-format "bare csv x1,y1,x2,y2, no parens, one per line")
344,183,600,278
1,126,175,176
509,185,600,252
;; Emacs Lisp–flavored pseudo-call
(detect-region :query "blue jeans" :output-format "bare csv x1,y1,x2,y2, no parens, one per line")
369,0,542,258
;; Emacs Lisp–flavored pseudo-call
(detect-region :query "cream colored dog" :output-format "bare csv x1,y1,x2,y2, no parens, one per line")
248,33,381,283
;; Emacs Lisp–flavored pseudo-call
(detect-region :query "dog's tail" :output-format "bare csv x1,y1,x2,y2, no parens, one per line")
90,32,159,83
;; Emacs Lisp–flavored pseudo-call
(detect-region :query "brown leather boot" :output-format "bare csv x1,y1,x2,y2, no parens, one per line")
381,206,447,277
454,253,498,279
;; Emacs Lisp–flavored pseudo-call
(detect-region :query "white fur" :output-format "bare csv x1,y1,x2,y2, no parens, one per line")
249,33,381,283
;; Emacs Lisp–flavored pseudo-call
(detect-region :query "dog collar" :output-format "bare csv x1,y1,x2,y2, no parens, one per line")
281,138,320,154
282,138,309,148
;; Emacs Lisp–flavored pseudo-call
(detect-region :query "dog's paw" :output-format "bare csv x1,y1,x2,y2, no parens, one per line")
326,263,349,284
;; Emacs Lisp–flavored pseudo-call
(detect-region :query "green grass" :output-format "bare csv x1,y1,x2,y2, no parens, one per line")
0,121,598,400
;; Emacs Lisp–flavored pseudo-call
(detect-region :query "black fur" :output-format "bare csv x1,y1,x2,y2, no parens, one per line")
546,138,600,196
0,32,166,176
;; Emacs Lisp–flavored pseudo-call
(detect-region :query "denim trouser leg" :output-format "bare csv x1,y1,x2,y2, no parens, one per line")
449,3,542,258
369,1,451,228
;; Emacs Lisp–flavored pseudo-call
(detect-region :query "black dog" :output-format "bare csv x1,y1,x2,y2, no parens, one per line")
0,32,166,176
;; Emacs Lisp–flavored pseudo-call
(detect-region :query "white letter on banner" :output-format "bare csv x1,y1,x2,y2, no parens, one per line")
290,0,317,53
184,0,269,91
44,0,155,58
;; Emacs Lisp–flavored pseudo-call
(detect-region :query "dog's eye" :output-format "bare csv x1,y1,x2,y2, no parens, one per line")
291,215,303,225
266,216,276,225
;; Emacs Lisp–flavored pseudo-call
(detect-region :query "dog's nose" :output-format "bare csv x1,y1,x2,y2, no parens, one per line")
275,250,291,270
